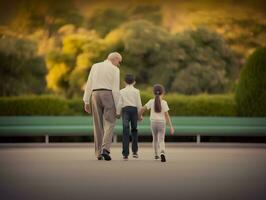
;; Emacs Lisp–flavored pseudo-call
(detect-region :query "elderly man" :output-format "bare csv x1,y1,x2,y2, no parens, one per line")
83,52,122,161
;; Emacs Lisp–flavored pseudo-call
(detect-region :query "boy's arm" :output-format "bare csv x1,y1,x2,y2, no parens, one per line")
136,90,142,113
165,112,174,135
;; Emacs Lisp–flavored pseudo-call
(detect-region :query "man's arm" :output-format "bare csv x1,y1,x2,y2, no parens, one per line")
116,92,123,116
112,68,120,109
83,66,94,113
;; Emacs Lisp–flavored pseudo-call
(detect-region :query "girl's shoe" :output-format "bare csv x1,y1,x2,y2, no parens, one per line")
160,154,166,162
133,153,138,158
155,155,160,160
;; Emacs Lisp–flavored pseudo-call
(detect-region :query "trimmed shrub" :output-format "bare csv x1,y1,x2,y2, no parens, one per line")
67,98,86,115
0,94,236,116
0,96,70,116
165,94,236,116
141,93,236,116
235,47,266,116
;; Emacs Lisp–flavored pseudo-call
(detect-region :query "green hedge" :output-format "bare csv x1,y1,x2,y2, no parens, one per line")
0,96,70,116
67,98,85,115
140,92,236,116
0,94,236,116
164,94,236,116
235,47,266,117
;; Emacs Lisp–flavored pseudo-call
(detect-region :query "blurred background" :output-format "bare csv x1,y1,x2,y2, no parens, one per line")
0,0,265,117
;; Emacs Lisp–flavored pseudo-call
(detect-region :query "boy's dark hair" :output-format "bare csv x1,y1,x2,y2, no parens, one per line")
153,84,165,113
125,74,135,85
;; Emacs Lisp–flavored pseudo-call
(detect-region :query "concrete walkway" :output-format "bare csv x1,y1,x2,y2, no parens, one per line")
0,144,266,200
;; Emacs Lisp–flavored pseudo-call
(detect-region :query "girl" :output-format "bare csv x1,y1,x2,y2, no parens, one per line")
139,84,174,162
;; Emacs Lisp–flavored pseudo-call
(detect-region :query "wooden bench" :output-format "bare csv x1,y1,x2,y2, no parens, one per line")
0,116,266,143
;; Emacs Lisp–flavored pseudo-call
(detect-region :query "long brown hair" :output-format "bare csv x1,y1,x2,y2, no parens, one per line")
153,84,164,113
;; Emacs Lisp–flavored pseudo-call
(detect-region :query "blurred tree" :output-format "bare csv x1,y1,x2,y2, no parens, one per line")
45,29,105,97
87,4,162,37
0,35,46,96
172,63,228,94
117,20,169,84
45,51,74,94
10,0,83,36
170,28,238,94
87,8,127,37
105,23,238,94
129,4,162,25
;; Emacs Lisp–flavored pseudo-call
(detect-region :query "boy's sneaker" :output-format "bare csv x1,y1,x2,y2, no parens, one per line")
123,155,128,160
132,153,138,158
154,155,160,160
160,154,166,162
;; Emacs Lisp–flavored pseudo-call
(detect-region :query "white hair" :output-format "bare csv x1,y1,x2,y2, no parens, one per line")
107,52,122,61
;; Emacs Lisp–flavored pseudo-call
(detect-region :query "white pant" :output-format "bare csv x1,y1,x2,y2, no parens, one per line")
151,121,166,156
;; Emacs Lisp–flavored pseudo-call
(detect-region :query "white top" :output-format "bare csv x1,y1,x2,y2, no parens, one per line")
145,99,169,122
83,60,120,107
116,85,142,114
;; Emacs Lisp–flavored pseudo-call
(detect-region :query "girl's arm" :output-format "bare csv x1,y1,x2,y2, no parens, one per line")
138,106,147,121
165,112,174,135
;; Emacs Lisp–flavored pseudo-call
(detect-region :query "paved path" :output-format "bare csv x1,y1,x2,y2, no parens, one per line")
0,144,266,200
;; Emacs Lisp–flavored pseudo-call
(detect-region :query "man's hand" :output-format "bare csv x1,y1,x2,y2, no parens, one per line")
84,104,91,114
116,114,121,119
138,115,143,121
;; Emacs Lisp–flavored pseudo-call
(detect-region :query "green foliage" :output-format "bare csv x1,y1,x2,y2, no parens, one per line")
0,96,70,116
139,92,236,116
103,23,238,95
235,47,266,116
164,94,236,116
0,35,46,96
9,0,84,35
171,28,238,94
0,2,246,98
1,21,239,98
67,98,84,116
87,8,127,37
0,94,236,116
45,30,105,97
87,5,162,37
129,4,162,25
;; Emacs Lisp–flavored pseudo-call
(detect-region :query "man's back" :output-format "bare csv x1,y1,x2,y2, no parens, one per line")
83,59,120,105
90,60,119,90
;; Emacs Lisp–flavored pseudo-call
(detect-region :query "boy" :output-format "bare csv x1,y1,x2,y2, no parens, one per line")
116,74,142,160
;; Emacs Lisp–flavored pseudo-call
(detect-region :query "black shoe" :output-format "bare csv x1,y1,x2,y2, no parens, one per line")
101,149,111,161
155,155,160,160
132,153,138,158
160,154,166,162
123,155,128,160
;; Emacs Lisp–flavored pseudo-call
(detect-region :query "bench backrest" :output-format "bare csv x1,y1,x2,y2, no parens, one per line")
1,116,266,126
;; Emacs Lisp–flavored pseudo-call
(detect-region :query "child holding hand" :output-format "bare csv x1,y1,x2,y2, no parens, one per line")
139,84,174,162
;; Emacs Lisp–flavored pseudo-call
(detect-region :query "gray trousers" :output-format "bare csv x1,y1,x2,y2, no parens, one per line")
91,90,116,157
151,121,166,156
